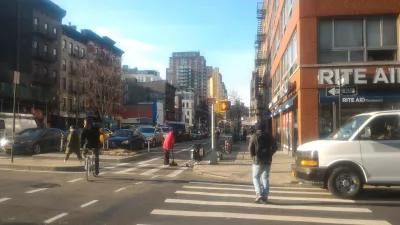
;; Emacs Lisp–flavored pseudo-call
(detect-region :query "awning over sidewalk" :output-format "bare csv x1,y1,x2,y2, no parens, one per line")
271,94,298,117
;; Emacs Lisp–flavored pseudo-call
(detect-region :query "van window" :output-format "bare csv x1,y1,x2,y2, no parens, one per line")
0,120,5,130
331,115,371,140
359,115,400,141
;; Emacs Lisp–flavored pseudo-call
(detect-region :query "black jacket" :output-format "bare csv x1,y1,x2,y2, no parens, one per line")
81,125,100,149
248,130,278,165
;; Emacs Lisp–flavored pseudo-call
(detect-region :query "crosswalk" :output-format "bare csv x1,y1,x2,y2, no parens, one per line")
137,181,392,225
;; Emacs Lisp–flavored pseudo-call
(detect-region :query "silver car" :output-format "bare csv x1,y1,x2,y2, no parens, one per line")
138,126,164,147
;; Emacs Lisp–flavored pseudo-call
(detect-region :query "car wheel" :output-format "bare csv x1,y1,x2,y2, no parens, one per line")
327,167,363,199
33,144,41,154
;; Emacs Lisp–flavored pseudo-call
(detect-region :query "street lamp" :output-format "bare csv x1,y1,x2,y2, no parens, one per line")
337,75,345,127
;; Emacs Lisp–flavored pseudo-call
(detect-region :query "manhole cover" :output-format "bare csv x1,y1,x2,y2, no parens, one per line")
31,183,61,188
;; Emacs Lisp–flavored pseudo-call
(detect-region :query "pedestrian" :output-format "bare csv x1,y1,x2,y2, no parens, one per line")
64,125,82,162
248,122,278,204
162,127,176,165
81,118,100,175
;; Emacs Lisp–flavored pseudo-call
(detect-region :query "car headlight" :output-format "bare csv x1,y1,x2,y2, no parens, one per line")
121,140,129,144
0,138,8,147
296,150,319,167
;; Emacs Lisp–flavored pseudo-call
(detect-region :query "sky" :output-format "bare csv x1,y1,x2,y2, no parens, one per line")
52,0,258,106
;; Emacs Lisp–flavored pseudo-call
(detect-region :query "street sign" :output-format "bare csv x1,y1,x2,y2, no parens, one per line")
206,98,216,105
13,71,20,84
326,86,357,97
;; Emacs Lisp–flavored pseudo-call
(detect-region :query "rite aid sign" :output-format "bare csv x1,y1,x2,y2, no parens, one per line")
318,68,400,85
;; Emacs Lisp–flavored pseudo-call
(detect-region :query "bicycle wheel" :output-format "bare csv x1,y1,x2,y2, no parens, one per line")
91,157,97,177
85,157,89,181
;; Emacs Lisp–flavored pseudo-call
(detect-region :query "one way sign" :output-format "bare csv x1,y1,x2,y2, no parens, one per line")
326,86,357,97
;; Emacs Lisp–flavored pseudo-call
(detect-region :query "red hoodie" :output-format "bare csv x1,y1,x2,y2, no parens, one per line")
163,131,175,151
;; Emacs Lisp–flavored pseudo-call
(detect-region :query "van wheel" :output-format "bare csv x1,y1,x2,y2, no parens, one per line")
327,167,363,199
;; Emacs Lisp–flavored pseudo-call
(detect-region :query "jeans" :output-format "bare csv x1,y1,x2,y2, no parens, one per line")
252,164,271,199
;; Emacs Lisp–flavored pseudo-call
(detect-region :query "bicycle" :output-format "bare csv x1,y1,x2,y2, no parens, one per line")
81,148,97,181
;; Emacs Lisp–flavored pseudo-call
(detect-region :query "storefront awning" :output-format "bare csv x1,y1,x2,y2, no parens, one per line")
271,94,298,117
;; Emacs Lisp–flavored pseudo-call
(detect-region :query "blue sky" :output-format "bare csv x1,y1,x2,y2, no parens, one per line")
52,0,258,106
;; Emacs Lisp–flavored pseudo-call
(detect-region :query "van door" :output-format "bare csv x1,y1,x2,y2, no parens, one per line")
359,114,400,184
0,119,5,138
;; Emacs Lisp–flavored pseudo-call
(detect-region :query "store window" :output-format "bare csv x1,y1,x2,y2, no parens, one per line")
273,66,280,97
282,30,298,81
318,15,398,63
319,103,333,138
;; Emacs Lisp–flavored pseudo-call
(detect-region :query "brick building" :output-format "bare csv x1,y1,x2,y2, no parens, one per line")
257,0,400,156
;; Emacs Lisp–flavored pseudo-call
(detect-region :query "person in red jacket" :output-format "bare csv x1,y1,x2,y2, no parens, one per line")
163,128,176,165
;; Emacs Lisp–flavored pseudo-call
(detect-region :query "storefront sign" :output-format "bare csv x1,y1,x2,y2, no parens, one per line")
318,68,400,85
326,86,357,96
342,97,383,103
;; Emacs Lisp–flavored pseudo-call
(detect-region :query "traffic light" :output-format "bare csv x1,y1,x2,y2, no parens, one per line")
220,100,231,112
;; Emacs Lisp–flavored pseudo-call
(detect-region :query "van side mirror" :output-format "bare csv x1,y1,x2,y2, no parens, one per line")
360,127,371,140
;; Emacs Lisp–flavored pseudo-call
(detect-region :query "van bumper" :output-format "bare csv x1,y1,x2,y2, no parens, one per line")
291,164,326,184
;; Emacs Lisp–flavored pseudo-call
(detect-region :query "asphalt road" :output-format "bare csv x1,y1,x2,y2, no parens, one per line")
1,138,400,225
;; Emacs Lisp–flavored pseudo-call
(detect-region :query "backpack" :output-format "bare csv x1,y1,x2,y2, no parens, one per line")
255,133,275,164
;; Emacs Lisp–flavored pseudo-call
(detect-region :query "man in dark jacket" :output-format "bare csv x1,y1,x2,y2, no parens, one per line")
81,118,100,175
248,122,278,204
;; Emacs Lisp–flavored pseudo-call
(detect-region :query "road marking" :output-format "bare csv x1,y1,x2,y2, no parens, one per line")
140,165,167,176
104,166,116,169
67,178,83,183
80,200,98,208
116,163,130,166
165,199,371,212
151,175,159,179
0,198,11,203
166,167,188,177
135,182,143,184
176,147,193,153
98,172,106,176
151,209,390,225
114,187,127,193
188,181,324,191
138,158,161,164
115,164,149,174
44,213,68,224
25,188,48,194
182,186,330,195
175,191,354,203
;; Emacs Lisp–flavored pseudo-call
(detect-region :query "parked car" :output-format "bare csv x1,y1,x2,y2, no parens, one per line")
191,129,200,140
292,110,400,199
108,129,145,150
0,128,66,155
138,126,164,147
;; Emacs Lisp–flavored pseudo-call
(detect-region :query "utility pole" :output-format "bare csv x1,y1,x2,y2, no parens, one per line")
11,2,20,163
209,103,217,164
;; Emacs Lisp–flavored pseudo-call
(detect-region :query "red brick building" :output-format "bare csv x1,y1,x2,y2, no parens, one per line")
260,0,400,156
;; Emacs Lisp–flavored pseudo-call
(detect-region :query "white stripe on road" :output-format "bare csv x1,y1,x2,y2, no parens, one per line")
98,172,106,176
165,199,371,212
182,186,330,195
151,209,390,225
167,167,188,177
67,178,83,183
140,165,167,176
116,163,130,166
114,187,127,193
44,213,68,224
175,191,354,203
80,200,98,208
115,164,149,174
104,166,116,169
0,198,11,203
138,158,161,164
189,181,324,191
151,175,159,179
135,182,143,184
25,188,48,194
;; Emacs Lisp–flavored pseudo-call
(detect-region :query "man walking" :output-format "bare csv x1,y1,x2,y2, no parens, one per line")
248,122,278,204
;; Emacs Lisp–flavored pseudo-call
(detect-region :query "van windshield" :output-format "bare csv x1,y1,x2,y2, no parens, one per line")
328,115,371,141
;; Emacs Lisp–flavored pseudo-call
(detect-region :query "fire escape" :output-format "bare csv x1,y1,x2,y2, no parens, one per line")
254,2,266,122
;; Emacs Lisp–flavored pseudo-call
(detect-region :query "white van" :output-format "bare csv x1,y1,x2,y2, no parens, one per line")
0,113,38,150
292,110,400,199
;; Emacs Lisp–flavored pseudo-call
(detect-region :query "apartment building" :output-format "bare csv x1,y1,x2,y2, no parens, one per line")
122,66,162,82
258,0,400,156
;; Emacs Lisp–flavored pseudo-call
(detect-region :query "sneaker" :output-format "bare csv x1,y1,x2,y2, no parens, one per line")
254,196,263,204
262,198,270,204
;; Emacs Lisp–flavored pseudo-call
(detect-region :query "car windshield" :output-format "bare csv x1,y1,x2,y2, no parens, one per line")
113,130,134,137
17,128,45,137
161,128,169,133
139,127,154,133
328,115,371,140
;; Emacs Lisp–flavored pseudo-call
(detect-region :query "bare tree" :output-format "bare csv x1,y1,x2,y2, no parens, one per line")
79,48,124,128
227,89,248,121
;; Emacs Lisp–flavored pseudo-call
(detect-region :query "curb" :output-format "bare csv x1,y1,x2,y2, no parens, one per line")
0,163,85,172
31,152,149,163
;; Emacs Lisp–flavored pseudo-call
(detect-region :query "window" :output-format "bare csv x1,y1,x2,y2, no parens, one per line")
124,84,128,91
187,111,190,116
69,61,73,71
186,102,189,108
53,48,57,56
358,115,400,141
75,46,79,56
62,98,66,110
53,28,57,35
34,17,38,25
273,67,280,95
282,0,295,34
282,31,298,79
81,48,85,57
33,41,39,55
62,59,66,71
182,102,185,108
44,44,48,53
69,43,73,54
62,39,66,51
52,70,57,78
80,101,85,110
273,23,280,57
318,16,398,63
44,23,48,32
95,48,99,55
44,67,48,75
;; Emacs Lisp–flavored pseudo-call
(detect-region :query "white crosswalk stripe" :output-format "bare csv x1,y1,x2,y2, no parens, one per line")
136,181,393,225
111,162,190,179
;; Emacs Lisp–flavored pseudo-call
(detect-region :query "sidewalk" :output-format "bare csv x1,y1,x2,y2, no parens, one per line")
193,140,298,185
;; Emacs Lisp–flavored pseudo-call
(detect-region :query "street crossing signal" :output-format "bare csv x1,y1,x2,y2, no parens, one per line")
220,100,231,112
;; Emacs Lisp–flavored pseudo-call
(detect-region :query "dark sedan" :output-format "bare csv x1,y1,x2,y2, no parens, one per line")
1,128,65,155
108,129,145,150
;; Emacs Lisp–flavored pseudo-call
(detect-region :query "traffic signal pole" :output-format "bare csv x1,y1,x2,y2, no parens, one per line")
209,103,218,164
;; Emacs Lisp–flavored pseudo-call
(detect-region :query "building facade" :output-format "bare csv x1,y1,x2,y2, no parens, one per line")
176,89,195,126
122,65,162,82
166,51,207,103
260,0,400,156
0,0,66,126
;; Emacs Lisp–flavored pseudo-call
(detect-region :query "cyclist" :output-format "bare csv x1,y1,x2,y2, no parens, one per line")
81,118,100,175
